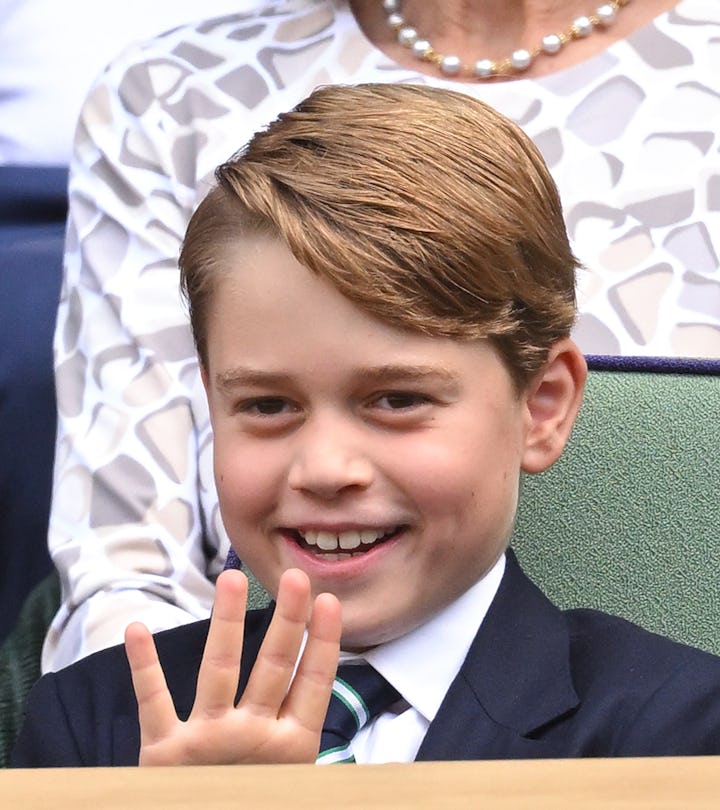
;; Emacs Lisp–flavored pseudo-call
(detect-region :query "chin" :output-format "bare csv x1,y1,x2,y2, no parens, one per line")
340,624,389,652
339,612,422,652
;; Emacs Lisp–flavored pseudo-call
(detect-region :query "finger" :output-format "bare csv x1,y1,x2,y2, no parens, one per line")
125,621,178,743
193,568,249,716
282,592,342,734
240,568,312,715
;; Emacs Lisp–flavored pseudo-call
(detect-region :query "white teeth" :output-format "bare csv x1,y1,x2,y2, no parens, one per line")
339,531,362,550
316,531,337,551
300,527,393,551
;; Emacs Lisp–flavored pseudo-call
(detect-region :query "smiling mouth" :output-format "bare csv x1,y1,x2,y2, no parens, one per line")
290,527,401,555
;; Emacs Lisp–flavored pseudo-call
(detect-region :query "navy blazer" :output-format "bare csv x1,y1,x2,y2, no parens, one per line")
12,551,720,767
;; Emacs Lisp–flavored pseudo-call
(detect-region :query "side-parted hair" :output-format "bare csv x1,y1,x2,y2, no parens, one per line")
180,83,579,390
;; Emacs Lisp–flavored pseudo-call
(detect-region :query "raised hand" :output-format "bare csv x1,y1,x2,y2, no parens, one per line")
124,567,342,766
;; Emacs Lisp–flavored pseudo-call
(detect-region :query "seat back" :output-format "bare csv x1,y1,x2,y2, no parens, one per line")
512,361,720,655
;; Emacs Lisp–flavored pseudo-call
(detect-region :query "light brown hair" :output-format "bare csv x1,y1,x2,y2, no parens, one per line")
180,83,579,390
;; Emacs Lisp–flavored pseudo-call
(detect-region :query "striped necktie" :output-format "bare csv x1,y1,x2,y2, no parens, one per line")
317,663,400,764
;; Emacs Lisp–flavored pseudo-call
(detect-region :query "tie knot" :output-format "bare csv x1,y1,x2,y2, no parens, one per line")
317,663,400,764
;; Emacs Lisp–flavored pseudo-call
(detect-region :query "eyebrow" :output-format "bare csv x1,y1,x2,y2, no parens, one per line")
214,364,459,392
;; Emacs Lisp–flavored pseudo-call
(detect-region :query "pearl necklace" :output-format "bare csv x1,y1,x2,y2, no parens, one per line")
382,0,629,79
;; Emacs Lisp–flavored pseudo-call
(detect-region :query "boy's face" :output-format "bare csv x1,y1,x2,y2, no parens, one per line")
203,236,536,650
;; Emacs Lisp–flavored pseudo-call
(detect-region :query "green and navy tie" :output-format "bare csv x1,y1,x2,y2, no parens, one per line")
317,664,400,764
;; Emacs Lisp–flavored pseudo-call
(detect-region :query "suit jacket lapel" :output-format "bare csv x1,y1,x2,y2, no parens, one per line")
416,550,579,760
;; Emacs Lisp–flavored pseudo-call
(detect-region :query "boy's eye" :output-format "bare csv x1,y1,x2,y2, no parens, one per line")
374,392,429,410
239,397,294,416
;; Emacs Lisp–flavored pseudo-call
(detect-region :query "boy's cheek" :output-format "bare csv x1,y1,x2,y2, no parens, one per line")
214,448,273,515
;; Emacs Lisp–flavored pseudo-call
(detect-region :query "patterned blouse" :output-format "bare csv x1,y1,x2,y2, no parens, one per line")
44,0,720,669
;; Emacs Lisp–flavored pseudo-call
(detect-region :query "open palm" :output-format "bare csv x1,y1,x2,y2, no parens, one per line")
125,567,342,766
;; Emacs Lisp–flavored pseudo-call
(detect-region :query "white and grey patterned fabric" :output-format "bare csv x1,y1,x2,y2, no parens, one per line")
43,0,720,670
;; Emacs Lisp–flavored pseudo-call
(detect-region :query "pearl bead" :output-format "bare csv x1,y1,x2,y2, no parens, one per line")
474,59,495,78
412,39,432,58
595,3,618,26
440,55,462,75
510,49,532,71
398,26,418,46
541,34,563,54
573,16,594,37
381,0,624,79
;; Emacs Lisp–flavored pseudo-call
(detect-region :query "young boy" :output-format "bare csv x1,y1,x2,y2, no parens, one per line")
12,83,720,767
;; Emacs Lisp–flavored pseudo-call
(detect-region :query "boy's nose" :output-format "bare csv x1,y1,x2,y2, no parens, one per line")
287,420,374,499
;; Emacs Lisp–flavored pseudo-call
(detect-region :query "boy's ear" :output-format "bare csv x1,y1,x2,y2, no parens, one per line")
521,338,587,474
